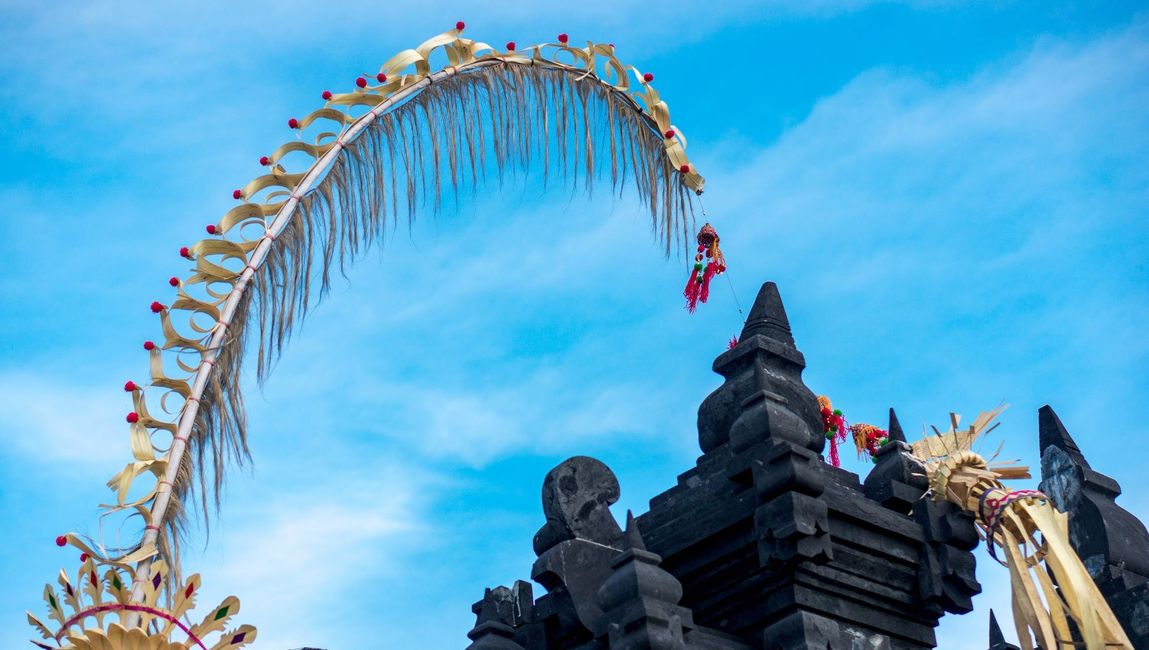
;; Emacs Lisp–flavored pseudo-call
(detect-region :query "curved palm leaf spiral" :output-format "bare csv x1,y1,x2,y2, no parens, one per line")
37,26,707,641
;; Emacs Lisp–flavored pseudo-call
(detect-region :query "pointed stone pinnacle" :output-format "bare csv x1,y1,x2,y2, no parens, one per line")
1039,405,1090,469
624,510,647,552
739,281,796,347
888,408,906,443
989,609,1005,646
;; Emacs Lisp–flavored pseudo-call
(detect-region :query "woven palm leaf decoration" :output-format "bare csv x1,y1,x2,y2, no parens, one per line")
912,408,1134,649
30,25,708,645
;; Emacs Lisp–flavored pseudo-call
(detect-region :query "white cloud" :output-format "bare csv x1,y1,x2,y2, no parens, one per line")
0,373,130,466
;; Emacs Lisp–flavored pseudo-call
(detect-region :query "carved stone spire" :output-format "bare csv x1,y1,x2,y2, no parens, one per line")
987,610,1019,650
887,406,906,443
863,407,927,512
466,588,528,650
696,281,822,456
597,512,692,649
1037,405,1149,649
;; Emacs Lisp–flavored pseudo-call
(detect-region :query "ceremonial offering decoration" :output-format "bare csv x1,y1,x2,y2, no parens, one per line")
683,223,726,312
912,408,1134,650
28,25,710,646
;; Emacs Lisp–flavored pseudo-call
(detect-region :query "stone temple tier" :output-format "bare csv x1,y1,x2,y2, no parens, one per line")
463,281,1149,650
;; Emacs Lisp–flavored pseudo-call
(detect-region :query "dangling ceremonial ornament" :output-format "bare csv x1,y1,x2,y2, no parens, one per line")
817,395,849,467
912,407,1134,650
683,223,726,312
28,24,708,647
850,422,889,461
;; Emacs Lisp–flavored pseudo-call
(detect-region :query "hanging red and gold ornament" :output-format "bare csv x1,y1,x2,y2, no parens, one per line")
684,223,727,313
851,423,889,462
818,395,849,467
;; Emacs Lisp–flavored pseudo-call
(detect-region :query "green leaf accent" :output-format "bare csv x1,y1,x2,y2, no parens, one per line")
112,577,122,590
214,605,230,621
48,594,57,609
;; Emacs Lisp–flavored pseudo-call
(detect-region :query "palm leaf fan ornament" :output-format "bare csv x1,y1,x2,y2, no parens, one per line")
912,407,1135,649
32,25,718,643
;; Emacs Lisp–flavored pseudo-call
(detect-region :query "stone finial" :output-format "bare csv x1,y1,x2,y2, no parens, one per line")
466,588,528,650
987,610,1020,650
1039,405,1090,469
597,512,691,649
888,407,906,443
739,282,795,347
533,456,625,555
697,281,823,455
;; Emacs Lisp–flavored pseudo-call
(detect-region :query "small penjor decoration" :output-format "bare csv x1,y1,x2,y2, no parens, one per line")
684,223,726,313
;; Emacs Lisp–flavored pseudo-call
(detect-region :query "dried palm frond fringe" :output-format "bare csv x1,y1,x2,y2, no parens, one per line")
129,58,699,598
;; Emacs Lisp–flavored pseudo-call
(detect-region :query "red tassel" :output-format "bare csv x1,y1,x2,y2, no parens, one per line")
728,336,739,350
699,261,717,303
684,271,701,313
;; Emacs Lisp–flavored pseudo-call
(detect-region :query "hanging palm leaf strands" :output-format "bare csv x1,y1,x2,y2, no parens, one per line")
912,407,1134,650
31,24,710,643
683,222,726,312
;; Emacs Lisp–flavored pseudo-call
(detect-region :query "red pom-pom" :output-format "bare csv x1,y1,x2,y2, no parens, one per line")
55,535,67,547
664,129,675,139
143,341,156,351
259,156,270,166
505,41,516,51
232,189,242,200
643,72,654,82
288,117,300,129
126,412,140,423
356,76,367,88
168,276,179,287
124,380,137,392
179,246,191,258
206,224,217,235
679,164,691,174
150,301,165,313
80,553,89,562
321,90,332,100
455,21,465,30
376,73,387,83
558,33,569,44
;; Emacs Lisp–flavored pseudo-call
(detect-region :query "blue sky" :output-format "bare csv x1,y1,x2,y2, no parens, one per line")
1,1,1147,649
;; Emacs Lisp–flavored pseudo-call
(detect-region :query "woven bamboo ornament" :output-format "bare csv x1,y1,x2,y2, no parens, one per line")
30,25,708,644
913,407,1134,649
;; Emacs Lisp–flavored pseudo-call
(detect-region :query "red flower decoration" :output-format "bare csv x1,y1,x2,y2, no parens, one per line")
664,129,675,139
179,246,191,258
55,536,67,547
124,380,137,392
126,412,140,423
356,76,367,88
206,224,218,235
143,341,156,351
232,189,243,200
150,301,166,313
455,21,465,30
80,553,89,562
288,117,300,129
558,33,569,44
169,276,179,287
643,72,654,82
259,156,270,166
322,90,332,100
376,73,387,83
679,164,690,174
505,41,516,51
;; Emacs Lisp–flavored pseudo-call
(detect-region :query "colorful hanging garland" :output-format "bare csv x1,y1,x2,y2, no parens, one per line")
850,423,889,462
684,223,726,312
818,395,849,467
817,396,889,467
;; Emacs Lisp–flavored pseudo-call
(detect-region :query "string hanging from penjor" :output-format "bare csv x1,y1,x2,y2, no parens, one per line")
29,24,711,647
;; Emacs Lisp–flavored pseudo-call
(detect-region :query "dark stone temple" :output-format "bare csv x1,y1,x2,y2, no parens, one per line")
460,282,1149,650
